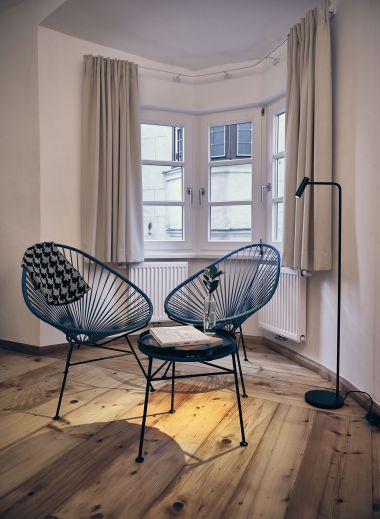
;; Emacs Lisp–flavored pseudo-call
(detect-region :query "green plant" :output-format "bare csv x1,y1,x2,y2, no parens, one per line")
202,266,223,296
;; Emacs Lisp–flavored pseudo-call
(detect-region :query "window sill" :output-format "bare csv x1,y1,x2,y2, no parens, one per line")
143,251,226,260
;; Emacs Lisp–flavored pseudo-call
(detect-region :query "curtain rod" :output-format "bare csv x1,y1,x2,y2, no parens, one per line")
139,38,286,81
138,11,335,82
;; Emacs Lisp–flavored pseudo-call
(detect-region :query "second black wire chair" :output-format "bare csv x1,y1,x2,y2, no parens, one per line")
164,243,281,394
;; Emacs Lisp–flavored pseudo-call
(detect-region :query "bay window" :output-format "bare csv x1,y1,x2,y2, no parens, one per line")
141,107,265,256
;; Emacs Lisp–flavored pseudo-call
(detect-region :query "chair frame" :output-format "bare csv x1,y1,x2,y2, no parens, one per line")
22,243,153,420
164,243,281,393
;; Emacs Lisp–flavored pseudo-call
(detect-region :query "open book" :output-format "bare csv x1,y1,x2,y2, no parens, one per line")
150,325,223,348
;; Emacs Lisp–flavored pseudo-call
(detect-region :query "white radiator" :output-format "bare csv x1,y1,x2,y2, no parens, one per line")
129,262,188,321
259,268,307,342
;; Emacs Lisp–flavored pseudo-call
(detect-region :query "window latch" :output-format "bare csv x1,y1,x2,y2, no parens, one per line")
260,183,271,203
199,187,205,206
187,187,193,205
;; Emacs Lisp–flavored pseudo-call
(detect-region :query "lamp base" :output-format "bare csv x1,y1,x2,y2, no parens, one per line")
305,389,344,410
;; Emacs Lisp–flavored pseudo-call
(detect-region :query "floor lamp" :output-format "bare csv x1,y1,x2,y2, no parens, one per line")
295,176,344,409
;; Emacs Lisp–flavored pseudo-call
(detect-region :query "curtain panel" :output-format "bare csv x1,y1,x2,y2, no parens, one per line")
282,0,332,271
82,55,144,263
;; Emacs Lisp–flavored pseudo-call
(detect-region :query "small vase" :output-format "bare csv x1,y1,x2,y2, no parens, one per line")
204,294,216,335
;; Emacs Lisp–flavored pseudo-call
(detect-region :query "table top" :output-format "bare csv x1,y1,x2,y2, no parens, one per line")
137,328,237,362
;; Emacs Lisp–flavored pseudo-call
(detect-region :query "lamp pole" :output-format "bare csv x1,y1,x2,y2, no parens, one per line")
295,177,344,409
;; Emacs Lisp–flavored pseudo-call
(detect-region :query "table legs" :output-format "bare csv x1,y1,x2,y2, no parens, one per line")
135,356,153,463
135,353,248,463
170,362,176,414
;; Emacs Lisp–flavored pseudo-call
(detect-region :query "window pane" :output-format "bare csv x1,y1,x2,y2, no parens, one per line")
210,205,251,241
175,128,183,161
142,165,183,202
210,122,252,161
141,124,183,161
210,164,252,202
275,202,284,241
276,158,285,198
210,126,225,158
237,122,252,156
144,206,183,241
277,113,285,153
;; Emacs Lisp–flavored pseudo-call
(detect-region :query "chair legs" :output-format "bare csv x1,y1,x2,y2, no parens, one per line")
239,325,249,361
235,347,248,398
53,342,74,420
170,362,176,414
126,336,155,392
135,356,153,463
233,327,248,398
231,353,248,447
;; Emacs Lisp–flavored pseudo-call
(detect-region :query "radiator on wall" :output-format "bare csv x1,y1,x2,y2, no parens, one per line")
258,268,307,342
128,262,189,322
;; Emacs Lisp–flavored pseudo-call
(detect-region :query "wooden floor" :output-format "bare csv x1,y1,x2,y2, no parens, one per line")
0,338,378,519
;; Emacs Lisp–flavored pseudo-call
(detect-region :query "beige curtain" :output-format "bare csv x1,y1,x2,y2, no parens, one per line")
282,0,332,271
81,55,143,263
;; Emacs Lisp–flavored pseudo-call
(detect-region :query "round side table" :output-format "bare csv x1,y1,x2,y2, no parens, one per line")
135,328,248,463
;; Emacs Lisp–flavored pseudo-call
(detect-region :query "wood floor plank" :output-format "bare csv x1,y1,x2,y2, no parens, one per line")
0,387,171,499
242,378,363,418
284,412,349,519
0,388,236,518
222,403,314,519
0,364,66,412
142,398,278,519
0,352,56,383
0,341,374,519
0,363,140,450
335,415,372,519
50,389,239,519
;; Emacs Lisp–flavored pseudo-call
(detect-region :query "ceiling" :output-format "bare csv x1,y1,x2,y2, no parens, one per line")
41,0,317,71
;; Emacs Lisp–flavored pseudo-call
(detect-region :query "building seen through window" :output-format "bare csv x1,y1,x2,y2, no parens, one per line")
141,124,184,241
141,121,254,244
208,122,252,241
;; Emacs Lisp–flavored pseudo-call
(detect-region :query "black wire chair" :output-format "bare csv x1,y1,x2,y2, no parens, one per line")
21,243,153,420
164,243,280,393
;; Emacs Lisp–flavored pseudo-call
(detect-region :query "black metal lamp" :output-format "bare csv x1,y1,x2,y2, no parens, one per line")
295,176,344,409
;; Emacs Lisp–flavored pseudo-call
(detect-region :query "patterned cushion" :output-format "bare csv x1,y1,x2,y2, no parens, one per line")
22,242,91,305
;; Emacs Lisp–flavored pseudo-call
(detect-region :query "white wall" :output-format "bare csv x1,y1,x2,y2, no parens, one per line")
265,0,380,403
0,0,65,345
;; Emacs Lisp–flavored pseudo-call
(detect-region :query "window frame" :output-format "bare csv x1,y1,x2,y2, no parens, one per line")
140,110,194,253
197,108,264,253
265,98,286,250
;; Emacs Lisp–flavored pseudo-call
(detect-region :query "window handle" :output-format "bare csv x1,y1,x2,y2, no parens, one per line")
199,187,205,206
261,183,271,203
187,187,193,205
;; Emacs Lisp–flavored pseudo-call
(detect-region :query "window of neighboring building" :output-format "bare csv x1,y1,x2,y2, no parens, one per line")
141,124,185,242
210,122,252,161
272,112,285,242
